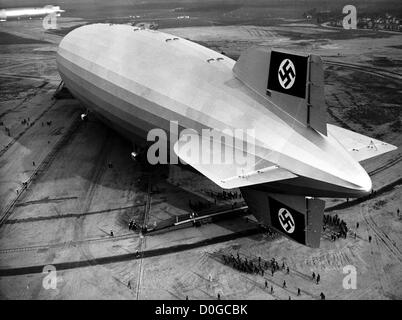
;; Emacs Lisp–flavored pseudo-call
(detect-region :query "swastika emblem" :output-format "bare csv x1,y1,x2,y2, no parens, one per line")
278,208,295,234
278,59,296,89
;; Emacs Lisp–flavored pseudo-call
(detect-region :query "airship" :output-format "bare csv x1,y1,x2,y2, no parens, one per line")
56,24,397,248
0,5,64,22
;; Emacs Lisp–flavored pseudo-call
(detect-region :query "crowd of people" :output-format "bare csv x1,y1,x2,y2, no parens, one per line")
207,190,241,201
222,253,269,276
202,189,242,205
222,253,292,278
263,226,277,239
189,199,211,211
323,213,348,240
222,252,326,299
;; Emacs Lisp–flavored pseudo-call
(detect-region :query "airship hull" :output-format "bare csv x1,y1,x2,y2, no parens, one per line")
59,58,368,199
56,24,390,198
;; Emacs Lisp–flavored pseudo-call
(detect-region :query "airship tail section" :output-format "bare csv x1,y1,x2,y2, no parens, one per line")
241,187,325,248
233,47,327,135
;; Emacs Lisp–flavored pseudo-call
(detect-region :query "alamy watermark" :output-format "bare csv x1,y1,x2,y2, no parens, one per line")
343,5,357,30
42,265,58,290
146,121,256,175
342,265,357,289
42,12,58,30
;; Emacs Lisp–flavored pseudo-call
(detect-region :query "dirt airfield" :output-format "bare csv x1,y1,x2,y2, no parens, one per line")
0,14,401,299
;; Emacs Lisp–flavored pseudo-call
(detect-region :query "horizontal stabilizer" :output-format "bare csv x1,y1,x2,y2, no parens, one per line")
328,124,397,162
173,132,297,189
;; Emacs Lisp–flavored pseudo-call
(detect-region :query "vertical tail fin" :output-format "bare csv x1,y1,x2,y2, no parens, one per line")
233,47,327,135
241,187,325,248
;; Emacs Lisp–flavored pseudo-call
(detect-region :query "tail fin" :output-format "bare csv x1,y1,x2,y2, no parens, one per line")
233,47,327,135
241,187,325,248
